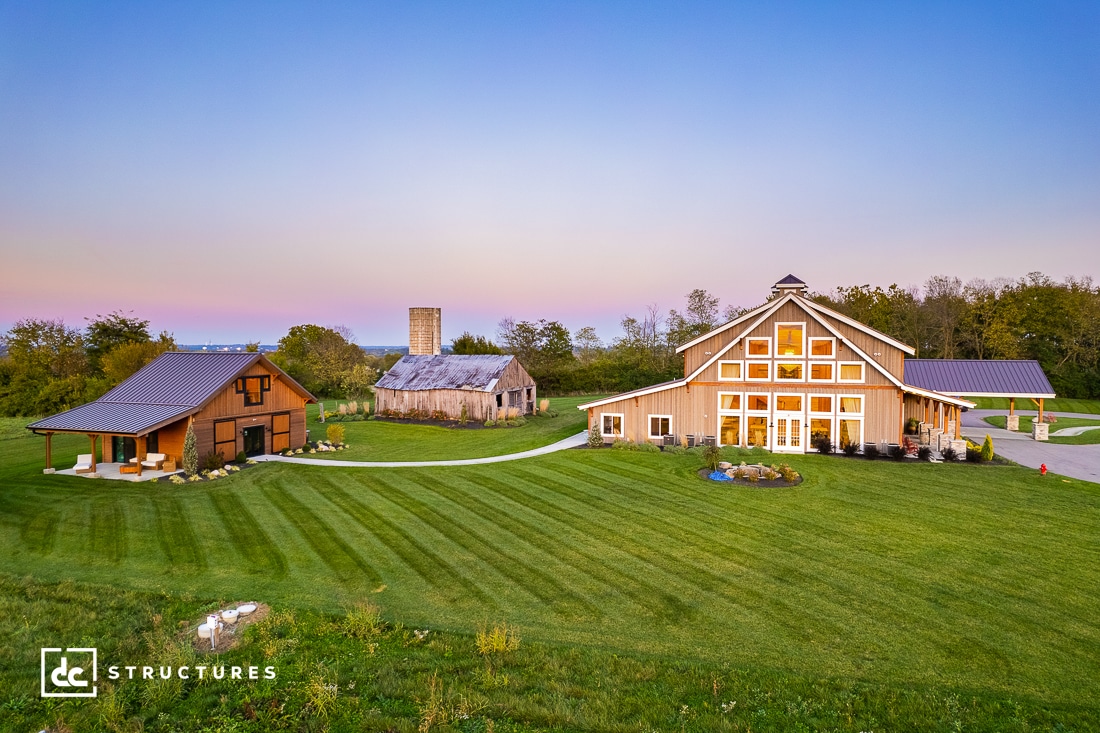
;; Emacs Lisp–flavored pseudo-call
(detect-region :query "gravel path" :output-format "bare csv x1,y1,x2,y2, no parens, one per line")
962,410,1100,484
252,431,589,468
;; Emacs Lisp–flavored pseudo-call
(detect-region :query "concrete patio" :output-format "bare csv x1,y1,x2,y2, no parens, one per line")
47,462,182,482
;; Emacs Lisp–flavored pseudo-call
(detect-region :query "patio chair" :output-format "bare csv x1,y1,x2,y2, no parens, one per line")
73,454,94,474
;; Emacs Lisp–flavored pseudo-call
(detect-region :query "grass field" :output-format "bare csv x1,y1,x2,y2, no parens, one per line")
968,396,1100,413
2,413,1099,730
300,396,596,461
984,414,1100,444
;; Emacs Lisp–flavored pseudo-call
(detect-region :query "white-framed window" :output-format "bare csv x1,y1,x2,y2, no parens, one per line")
746,361,770,381
838,395,864,415
717,392,742,411
745,393,769,412
809,417,833,449
837,362,865,383
808,362,834,382
648,415,672,439
838,417,863,451
717,360,743,381
809,395,833,414
775,362,804,381
774,393,803,412
601,413,624,437
809,337,835,358
775,322,805,357
746,337,771,357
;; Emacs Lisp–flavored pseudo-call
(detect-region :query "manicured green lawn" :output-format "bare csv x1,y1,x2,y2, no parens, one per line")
984,414,1100,444
968,396,1100,414
2,414,1099,730
305,395,596,461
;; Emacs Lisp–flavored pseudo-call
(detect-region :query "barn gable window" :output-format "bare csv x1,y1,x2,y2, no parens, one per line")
235,375,271,406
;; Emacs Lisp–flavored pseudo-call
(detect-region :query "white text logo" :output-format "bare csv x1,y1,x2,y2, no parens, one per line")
41,648,97,698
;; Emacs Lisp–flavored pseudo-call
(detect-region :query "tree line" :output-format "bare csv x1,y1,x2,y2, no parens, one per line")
487,272,1100,399
2,272,1096,417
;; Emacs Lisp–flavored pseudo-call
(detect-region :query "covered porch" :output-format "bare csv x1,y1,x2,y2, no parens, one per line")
34,428,179,478
49,461,182,482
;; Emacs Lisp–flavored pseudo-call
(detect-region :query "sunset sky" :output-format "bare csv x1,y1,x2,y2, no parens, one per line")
1,2,1098,346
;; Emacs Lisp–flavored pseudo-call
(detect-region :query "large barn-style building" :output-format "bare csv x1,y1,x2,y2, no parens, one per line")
579,275,1055,453
28,351,315,474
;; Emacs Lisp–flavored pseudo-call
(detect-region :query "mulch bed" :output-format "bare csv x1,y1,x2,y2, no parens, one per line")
181,602,271,654
696,467,803,488
366,417,486,430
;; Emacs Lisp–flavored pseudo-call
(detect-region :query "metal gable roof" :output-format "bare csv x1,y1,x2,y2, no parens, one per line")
904,359,1056,397
99,351,261,405
375,354,518,392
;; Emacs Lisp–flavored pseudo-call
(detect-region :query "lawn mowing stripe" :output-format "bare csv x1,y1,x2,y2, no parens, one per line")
19,507,59,556
89,495,126,563
309,473,495,606
368,472,601,619
471,466,799,629
150,495,206,571
400,471,690,620
206,489,288,578
259,480,382,585
555,459,1075,647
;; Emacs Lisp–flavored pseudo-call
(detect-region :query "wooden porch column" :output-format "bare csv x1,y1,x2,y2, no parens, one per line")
898,396,905,444
45,432,53,470
137,435,147,476
1009,397,1015,416
1038,398,1044,424
88,434,97,474
924,397,930,425
954,406,961,439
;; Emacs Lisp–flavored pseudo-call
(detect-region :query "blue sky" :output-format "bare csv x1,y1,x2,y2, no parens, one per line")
1,1,1097,345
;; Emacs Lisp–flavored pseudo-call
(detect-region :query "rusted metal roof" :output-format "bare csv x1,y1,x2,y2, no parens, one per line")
27,351,315,436
375,355,520,392
904,359,1056,397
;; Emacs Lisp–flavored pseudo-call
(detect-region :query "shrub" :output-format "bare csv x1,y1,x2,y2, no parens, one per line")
844,442,862,457
182,422,198,476
512,416,527,427
302,443,312,452
235,451,247,464
637,441,660,453
966,446,982,462
814,436,834,455
431,410,449,421
889,444,907,461
941,446,959,461
777,463,800,483
663,444,686,455
459,403,469,426
346,400,358,414
539,398,550,413
587,423,603,448
326,424,346,445
484,420,496,428
201,451,225,471
861,443,878,459
917,446,932,461
702,444,722,471
980,434,995,462
611,439,639,451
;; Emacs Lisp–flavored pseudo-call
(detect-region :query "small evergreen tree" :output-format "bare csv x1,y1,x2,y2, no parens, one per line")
587,422,603,448
980,434,995,462
183,422,198,476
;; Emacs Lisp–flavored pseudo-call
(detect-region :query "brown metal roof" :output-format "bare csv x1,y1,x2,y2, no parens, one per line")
27,351,315,435
375,354,520,392
904,359,1056,397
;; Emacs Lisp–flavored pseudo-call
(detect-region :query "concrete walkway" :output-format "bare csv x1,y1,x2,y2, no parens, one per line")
252,431,589,468
962,410,1100,484
1050,425,1100,437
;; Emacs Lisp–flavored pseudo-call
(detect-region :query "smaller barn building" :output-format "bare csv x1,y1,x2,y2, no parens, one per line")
373,354,536,421
27,351,315,473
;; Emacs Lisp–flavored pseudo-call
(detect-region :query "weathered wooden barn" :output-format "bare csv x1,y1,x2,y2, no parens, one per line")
28,351,315,473
579,275,1055,453
373,354,536,421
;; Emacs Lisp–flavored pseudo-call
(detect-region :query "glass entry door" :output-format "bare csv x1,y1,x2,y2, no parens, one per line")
242,425,265,456
773,414,805,453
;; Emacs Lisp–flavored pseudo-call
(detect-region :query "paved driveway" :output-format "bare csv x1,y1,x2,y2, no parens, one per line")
962,410,1100,484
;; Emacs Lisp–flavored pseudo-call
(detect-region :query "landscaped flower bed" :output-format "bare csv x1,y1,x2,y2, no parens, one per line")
699,462,803,487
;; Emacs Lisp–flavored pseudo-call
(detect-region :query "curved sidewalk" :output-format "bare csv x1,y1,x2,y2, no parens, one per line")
252,431,589,468
962,410,1100,484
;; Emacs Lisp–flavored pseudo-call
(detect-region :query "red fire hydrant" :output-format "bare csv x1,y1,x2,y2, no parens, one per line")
1040,463,1047,476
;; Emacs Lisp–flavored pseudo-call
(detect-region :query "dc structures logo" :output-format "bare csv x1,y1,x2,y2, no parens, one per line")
41,648,97,698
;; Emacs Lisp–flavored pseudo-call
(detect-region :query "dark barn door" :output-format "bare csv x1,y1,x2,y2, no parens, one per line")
242,425,265,456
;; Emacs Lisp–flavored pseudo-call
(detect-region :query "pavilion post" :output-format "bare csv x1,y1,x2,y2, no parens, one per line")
88,434,97,474
137,435,147,476
954,406,961,439
1009,397,1015,416
45,432,53,470
1038,398,1044,423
